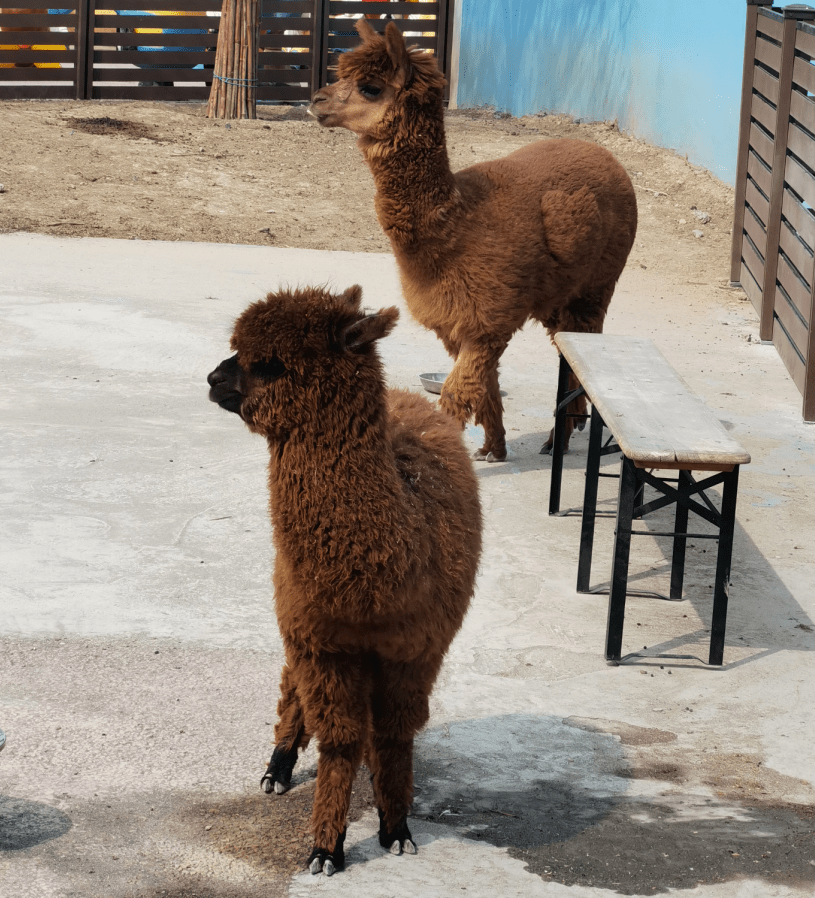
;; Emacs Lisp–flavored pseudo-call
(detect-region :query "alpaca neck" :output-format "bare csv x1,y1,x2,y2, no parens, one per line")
361,111,459,251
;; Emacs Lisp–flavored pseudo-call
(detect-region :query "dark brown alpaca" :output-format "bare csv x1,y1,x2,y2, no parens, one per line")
309,20,638,461
207,285,481,875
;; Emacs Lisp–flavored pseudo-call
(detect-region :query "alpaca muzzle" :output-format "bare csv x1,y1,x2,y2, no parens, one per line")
207,355,245,416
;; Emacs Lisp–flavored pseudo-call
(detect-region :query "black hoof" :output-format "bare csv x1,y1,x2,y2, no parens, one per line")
378,810,417,856
260,742,297,795
307,829,346,875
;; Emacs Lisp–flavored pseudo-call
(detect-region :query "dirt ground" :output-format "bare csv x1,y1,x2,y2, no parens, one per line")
0,98,738,304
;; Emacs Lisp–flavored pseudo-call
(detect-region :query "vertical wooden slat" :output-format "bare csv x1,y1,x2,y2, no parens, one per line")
805,277,815,420
310,0,329,92
437,0,451,101
85,0,97,100
731,1,772,287
805,25,815,423
74,0,91,99
761,6,815,342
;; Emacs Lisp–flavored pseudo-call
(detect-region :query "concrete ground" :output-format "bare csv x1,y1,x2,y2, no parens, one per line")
1,232,814,897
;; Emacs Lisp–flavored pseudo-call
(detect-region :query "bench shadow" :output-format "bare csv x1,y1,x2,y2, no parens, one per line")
571,457,815,670
477,427,814,670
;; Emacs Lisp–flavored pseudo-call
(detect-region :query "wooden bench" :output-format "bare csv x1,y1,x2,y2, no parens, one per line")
548,334,751,666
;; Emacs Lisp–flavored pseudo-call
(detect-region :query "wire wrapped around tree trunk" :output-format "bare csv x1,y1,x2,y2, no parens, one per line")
207,0,259,119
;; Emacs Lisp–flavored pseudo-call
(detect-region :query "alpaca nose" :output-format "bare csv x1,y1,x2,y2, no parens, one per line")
207,367,225,387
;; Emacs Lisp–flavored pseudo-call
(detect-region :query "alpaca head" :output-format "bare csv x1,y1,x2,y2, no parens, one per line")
309,19,446,145
208,285,399,441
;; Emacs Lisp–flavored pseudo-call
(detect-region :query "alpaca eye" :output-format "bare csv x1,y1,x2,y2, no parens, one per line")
250,356,287,381
359,84,382,99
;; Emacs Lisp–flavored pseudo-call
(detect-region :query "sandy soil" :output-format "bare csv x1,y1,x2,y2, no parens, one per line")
0,99,739,305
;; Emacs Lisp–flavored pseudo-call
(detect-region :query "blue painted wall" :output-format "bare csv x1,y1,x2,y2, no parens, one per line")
456,0,748,184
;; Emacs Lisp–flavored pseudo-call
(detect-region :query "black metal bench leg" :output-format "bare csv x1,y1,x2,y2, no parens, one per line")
577,407,605,593
548,354,572,515
606,456,638,662
709,466,740,666
670,469,692,601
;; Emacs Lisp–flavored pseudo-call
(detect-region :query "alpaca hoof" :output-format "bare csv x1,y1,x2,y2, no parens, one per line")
379,813,416,856
261,742,296,795
260,772,291,794
485,450,506,463
307,831,346,875
309,853,334,876
540,441,569,456
387,836,418,856
472,448,489,461
399,838,417,855
307,848,340,876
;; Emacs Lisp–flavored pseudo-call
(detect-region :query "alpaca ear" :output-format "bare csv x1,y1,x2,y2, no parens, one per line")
384,21,412,88
340,284,363,311
342,307,399,353
355,17,377,43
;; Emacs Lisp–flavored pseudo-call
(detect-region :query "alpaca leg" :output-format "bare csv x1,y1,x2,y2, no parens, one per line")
299,652,370,875
440,341,507,461
366,655,442,856
473,363,506,463
539,366,588,455
262,663,310,794
541,285,613,454
370,735,417,855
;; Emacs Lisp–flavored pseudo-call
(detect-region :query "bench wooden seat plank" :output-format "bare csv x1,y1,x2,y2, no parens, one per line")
549,333,751,666
556,333,751,469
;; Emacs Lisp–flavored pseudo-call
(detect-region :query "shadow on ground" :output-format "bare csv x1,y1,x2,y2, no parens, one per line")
0,795,72,850
488,429,815,670
413,714,815,894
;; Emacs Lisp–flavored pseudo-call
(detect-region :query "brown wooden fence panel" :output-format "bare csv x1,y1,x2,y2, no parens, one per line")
0,9,78,97
317,0,450,98
0,0,454,101
786,17,815,419
731,4,782,318
731,2,815,422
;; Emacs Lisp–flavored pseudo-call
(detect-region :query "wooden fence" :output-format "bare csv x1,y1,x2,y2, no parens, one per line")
0,0,454,102
731,0,815,422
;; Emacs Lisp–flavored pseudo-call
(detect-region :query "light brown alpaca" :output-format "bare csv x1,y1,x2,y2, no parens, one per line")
207,285,481,875
309,20,638,461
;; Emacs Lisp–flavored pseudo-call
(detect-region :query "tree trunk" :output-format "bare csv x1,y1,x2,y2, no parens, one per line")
206,0,259,119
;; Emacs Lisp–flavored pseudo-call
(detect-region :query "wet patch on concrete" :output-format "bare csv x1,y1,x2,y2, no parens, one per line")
412,714,815,893
0,795,72,850
176,769,376,876
518,795,815,893
413,714,627,844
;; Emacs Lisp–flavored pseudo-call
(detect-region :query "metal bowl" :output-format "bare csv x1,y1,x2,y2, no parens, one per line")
419,373,447,395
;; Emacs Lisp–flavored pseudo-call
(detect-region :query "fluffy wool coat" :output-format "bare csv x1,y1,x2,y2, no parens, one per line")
207,285,481,874
310,20,638,461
